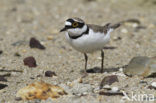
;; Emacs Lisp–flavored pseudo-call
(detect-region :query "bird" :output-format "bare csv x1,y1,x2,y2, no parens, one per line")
60,17,120,73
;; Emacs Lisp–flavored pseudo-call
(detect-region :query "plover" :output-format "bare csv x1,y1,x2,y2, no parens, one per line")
60,17,120,73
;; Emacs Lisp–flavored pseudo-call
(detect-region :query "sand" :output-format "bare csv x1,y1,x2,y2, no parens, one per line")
0,0,155,103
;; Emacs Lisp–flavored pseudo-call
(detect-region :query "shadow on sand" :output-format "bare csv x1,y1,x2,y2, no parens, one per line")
80,65,127,73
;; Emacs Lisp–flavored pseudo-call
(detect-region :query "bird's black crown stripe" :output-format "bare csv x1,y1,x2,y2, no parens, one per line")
67,19,74,23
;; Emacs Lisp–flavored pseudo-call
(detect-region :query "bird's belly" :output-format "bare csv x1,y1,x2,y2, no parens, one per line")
65,32,110,53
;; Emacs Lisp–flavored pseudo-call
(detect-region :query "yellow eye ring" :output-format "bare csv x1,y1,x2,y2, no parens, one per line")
72,22,78,27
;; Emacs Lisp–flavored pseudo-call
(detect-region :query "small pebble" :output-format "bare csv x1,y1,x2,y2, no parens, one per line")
21,49,26,53
100,75,119,89
139,80,148,84
23,56,37,67
82,92,88,95
119,68,123,72
103,85,111,89
99,91,123,96
14,52,21,57
132,23,138,28
111,87,119,93
0,50,3,54
47,36,53,40
45,71,56,77
0,83,8,90
11,7,17,12
29,37,45,50
114,36,121,41
0,77,7,82
97,57,101,60
121,28,128,33
15,97,22,101
30,77,35,79
151,82,156,88
72,78,83,84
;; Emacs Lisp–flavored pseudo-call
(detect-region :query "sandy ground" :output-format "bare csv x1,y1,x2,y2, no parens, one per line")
0,0,156,103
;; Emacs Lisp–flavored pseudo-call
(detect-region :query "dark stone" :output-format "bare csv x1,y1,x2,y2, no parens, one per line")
139,80,148,84
0,83,8,90
45,71,56,77
36,74,42,77
0,73,11,77
99,91,124,96
0,77,7,82
148,85,156,90
30,77,35,79
29,37,45,50
14,52,21,57
23,56,37,67
11,7,17,12
100,75,119,89
113,37,122,41
61,46,66,50
0,50,3,54
15,97,22,101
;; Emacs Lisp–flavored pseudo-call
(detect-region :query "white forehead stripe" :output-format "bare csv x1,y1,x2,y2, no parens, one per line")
65,21,72,26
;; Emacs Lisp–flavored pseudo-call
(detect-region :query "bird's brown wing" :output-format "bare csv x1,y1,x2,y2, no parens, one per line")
87,23,110,34
87,24,106,33
87,23,120,34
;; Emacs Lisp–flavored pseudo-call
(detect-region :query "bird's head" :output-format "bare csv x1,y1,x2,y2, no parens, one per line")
60,17,87,35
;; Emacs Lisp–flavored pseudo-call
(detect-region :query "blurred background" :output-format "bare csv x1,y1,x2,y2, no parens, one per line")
0,0,155,102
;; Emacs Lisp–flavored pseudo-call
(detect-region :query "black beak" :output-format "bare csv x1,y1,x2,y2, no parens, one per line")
60,27,67,32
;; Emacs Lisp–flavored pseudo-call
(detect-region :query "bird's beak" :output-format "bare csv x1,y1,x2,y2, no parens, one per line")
60,27,67,32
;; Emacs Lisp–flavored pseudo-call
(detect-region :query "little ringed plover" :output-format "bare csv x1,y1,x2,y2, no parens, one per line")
60,17,120,73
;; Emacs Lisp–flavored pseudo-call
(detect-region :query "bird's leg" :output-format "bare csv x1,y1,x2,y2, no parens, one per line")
101,50,104,73
84,53,88,72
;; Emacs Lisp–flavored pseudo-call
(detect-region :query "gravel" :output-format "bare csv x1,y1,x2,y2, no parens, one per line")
0,0,155,103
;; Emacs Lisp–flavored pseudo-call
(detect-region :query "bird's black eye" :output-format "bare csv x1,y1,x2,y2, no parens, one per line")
72,22,79,27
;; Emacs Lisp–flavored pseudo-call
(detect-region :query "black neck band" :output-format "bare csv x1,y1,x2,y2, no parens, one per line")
69,26,89,39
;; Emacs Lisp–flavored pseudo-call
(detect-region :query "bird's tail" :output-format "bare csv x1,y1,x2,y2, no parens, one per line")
103,23,121,34
109,23,121,29
103,23,121,31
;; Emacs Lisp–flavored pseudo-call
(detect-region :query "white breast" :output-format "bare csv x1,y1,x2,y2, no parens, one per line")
65,29,113,53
